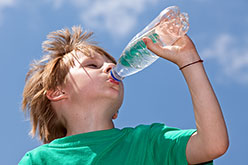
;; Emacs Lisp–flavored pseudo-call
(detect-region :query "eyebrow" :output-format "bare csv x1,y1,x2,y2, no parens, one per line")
90,53,114,64
71,51,92,79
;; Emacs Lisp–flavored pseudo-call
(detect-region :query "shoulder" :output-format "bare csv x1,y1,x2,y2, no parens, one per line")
130,123,184,137
120,123,161,134
148,123,196,138
129,123,196,145
120,123,180,137
121,123,196,136
19,144,49,165
122,123,166,130
19,152,32,165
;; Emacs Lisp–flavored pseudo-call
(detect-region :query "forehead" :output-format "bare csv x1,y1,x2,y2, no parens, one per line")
74,50,113,63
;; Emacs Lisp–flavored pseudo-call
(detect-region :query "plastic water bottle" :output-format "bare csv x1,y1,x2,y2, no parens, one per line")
110,6,189,81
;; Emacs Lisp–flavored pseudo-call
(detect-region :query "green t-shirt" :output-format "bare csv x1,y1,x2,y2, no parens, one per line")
19,123,213,165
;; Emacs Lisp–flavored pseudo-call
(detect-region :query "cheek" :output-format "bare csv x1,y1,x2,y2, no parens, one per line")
65,74,93,96
74,79,96,94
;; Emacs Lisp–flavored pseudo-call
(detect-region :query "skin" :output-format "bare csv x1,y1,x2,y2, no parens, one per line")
46,50,124,136
143,35,229,164
47,34,229,164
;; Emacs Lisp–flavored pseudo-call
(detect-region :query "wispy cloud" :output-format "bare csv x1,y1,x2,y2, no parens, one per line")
0,0,159,36
0,0,15,7
70,0,159,38
43,0,159,37
45,0,64,9
201,33,248,85
0,0,16,25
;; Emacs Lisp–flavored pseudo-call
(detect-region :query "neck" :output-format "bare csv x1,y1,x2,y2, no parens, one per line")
62,102,116,137
65,115,114,136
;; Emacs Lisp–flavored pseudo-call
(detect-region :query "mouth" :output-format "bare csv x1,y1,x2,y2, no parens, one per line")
109,78,120,85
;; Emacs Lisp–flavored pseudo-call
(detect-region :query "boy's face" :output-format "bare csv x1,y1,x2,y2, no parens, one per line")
62,50,124,113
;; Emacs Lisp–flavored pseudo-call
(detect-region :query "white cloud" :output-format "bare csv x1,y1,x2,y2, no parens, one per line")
71,0,159,37
44,0,159,37
45,0,64,9
201,33,248,84
0,0,16,25
0,0,15,7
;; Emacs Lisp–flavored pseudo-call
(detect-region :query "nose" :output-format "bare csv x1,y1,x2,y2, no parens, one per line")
103,63,115,74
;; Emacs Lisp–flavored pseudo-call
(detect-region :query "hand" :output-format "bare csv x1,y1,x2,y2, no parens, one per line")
143,35,201,69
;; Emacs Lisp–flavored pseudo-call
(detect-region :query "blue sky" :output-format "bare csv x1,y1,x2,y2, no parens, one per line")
1,0,247,164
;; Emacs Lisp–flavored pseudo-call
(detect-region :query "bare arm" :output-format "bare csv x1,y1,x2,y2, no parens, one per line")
143,36,229,164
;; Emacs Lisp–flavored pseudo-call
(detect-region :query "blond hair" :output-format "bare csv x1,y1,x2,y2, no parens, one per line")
22,26,116,143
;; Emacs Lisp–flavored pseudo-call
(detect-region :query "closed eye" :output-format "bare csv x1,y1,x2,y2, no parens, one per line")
87,63,98,68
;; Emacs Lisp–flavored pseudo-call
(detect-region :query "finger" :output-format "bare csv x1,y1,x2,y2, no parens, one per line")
142,37,165,56
142,37,178,61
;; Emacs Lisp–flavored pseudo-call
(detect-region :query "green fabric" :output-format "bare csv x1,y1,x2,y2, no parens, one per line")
19,123,213,165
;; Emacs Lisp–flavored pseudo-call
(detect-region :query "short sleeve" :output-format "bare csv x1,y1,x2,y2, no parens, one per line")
19,152,32,165
148,123,213,165
149,123,196,164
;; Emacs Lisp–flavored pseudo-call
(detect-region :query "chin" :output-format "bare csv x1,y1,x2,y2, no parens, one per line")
106,86,123,98
106,90,123,106
105,93,123,104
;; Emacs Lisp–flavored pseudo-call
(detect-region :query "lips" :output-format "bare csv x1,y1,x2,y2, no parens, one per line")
109,78,120,85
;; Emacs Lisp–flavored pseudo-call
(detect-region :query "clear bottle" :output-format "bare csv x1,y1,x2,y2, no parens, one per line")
110,6,189,81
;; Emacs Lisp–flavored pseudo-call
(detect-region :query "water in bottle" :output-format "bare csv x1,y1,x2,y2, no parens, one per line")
110,6,189,81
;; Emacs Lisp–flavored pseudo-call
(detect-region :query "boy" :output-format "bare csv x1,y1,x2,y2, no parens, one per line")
19,26,229,164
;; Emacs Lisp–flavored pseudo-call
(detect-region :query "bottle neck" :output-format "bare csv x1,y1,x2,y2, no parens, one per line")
110,69,122,82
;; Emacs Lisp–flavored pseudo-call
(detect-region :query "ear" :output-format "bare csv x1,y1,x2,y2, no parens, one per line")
112,112,118,120
46,88,68,101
